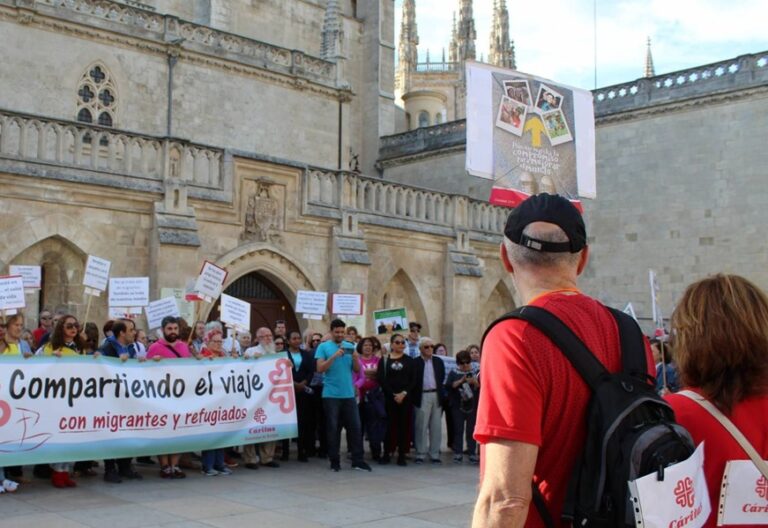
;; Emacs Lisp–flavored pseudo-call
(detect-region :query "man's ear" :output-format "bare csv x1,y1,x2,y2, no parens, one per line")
576,246,589,275
500,242,514,273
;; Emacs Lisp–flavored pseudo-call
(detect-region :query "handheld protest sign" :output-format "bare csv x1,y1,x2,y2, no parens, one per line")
0,276,26,318
145,297,181,330
194,261,228,302
296,290,327,320
220,294,251,333
372,307,408,336
108,277,149,321
83,255,111,293
331,293,363,316
9,265,41,290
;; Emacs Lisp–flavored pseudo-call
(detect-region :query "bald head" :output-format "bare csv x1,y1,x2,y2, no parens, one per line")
255,327,273,345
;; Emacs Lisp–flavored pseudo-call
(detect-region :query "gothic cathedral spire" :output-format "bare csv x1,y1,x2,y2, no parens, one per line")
489,0,516,69
455,0,476,65
644,37,655,78
396,0,419,93
320,0,343,61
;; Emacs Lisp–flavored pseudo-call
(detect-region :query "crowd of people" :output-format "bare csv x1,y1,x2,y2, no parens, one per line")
0,310,483,492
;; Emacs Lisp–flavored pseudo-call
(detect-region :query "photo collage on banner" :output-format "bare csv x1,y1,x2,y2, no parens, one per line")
466,62,596,207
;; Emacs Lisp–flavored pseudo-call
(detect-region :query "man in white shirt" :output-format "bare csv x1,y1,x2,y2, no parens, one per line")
242,327,280,468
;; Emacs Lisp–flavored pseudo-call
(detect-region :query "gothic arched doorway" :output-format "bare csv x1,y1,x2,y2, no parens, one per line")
209,272,300,334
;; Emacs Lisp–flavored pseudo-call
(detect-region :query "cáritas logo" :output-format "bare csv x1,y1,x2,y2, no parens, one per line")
674,478,696,508
757,476,768,499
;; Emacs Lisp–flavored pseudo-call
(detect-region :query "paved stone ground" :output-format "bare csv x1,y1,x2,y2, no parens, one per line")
0,453,480,528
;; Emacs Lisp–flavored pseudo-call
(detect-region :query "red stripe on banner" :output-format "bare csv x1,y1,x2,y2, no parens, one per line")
489,187,583,212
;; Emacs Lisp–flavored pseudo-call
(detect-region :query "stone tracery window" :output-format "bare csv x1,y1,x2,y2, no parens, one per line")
75,63,118,128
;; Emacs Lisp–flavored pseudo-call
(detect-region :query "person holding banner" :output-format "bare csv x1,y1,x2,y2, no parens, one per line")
37,315,84,357
32,309,53,347
0,314,32,356
147,316,192,479
198,328,234,476
354,337,386,462
665,275,768,527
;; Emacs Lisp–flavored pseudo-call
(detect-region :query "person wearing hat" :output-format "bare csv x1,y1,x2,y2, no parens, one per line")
405,322,422,358
471,193,652,528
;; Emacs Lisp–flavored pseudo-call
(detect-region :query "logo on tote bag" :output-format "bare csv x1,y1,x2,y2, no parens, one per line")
674,478,696,508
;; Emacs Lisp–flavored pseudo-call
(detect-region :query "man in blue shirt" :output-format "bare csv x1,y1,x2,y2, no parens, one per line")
315,319,372,472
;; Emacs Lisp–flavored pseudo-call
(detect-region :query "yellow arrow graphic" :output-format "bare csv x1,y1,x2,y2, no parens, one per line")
523,115,546,148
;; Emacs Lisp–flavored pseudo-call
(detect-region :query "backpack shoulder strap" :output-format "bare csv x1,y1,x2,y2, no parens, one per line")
496,305,608,390
606,307,648,378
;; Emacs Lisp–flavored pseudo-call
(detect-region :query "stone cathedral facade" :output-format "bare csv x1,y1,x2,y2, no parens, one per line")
1,0,766,346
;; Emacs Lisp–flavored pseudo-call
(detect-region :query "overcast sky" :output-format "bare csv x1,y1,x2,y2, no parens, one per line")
395,0,768,90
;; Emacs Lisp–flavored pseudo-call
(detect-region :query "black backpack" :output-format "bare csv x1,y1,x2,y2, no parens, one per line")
483,305,695,527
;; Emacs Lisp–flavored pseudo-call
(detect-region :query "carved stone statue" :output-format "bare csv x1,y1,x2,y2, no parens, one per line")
243,182,279,242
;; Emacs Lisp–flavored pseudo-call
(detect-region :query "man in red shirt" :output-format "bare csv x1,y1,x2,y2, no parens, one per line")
472,194,650,528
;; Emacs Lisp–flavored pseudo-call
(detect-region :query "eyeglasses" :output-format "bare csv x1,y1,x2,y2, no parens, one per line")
393,340,405,345
275,342,285,347
64,322,80,330
422,345,434,349
311,339,321,343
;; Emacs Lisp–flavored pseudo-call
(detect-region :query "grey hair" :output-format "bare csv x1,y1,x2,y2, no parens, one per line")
505,223,581,269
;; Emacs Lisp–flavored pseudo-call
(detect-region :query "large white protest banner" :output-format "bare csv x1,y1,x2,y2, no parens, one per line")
0,275,26,311
109,277,150,308
466,62,596,207
145,297,181,330
0,354,298,465
220,294,251,332
194,261,227,301
9,265,41,289
83,255,111,293
296,290,328,316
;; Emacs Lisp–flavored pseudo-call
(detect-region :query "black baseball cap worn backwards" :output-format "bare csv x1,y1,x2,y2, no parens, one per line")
504,193,587,253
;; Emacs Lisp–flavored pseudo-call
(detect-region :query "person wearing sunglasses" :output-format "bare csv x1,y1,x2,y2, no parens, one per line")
445,349,480,464
377,334,416,466
37,315,84,357
35,314,83,488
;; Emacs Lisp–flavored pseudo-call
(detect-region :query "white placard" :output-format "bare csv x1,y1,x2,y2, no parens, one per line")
83,255,112,292
717,460,768,525
296,290,328,315
161,287,196,325
302,314,323,320
9,265,41,289
108,277,150,308
220,294,251,332
194,261,227,300
145,297,181,330
332,293,363,316
629,443,710,528
0,275,26,310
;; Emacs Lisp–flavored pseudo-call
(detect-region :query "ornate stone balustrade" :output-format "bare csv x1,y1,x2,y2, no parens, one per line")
594,51,768,117
416,61,458,73
10,0,338,89
0,109,227,198
304,169,506,239
379,120,466,162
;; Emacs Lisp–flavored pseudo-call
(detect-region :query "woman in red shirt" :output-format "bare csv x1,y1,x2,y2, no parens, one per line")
666,274,768,528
